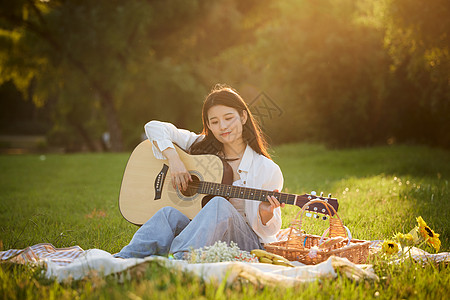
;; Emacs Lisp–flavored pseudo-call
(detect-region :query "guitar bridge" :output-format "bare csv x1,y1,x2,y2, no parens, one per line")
154,164,169,200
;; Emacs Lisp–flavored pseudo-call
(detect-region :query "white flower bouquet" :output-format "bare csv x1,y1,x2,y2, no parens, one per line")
185,241,258,263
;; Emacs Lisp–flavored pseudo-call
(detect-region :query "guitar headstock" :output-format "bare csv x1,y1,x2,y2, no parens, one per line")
295,191,339,217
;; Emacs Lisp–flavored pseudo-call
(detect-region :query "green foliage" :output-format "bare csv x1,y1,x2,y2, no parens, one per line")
0,0,448,150
381,0,450,147
252,0,391,147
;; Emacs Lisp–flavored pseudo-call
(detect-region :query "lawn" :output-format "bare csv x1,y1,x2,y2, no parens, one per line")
1,143,449,299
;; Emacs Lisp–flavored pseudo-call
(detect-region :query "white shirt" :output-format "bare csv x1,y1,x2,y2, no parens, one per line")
144,120,284,244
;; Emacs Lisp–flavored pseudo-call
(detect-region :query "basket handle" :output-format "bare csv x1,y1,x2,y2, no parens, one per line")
287,199,348,245
319,226,352,246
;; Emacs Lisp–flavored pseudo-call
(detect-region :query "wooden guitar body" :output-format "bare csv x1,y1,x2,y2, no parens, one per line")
119,140,229,225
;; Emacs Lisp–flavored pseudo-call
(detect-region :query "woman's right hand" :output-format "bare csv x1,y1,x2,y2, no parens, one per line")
162,148,192,191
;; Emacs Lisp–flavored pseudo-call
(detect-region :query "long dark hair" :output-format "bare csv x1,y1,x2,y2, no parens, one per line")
189,84,271,160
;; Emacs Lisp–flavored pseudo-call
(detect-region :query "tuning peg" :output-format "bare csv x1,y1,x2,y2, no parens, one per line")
306,212,312,218
322,216,328,221
328,193,332,198
320,192,324,197
311,191,316,196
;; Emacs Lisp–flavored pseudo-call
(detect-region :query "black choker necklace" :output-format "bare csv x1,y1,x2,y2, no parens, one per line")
224,157,240,162
220,149,245,162
223,152,244,162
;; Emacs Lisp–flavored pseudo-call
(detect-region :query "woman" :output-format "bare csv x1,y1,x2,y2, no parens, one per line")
114,85,284,259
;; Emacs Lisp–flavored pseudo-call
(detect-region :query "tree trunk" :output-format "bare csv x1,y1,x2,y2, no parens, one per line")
68,118,99,152
96,89,124,152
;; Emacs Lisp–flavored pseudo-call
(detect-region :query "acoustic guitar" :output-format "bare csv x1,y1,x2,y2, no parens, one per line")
119,140,339,225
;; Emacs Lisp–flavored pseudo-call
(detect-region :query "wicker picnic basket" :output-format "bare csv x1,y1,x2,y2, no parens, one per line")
264,199,370,265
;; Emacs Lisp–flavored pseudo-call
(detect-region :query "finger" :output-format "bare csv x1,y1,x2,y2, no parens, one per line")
177,177,183,191
267,194,279,206
272,196,281,207
271,189,280,207
173,176,179,190
180,176,188,191
275,198,286,207
185,173,192,184
274,189,284,207
272,196,282,208
266,195,276,209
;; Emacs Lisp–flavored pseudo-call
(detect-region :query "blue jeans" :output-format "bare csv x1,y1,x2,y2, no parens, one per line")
114,197,263,259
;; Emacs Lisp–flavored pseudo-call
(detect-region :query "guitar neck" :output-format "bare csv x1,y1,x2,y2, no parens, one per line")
197,181,320,208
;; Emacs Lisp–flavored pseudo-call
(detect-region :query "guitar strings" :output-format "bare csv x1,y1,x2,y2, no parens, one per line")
164,178,283,200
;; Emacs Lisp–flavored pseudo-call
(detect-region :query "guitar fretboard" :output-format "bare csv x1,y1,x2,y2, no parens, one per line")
197,181,299,205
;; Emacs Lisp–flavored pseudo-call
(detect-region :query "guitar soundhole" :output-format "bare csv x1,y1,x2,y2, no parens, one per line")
179,175,200,197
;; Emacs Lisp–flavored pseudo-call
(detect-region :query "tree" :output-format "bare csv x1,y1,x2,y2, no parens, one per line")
1,1,126,150
0,0,211,151
382,0,450,146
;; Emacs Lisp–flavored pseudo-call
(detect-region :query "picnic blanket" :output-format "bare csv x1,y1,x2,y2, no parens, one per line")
1,242,448,285
0,243,377,285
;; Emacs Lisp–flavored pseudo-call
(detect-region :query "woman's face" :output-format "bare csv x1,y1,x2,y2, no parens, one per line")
207,105,248,146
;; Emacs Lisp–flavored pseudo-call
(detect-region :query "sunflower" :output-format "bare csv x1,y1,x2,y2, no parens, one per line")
381,240,399,255
416,216,441,252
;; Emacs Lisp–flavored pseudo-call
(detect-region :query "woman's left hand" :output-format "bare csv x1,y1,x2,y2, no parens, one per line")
259,189,285,225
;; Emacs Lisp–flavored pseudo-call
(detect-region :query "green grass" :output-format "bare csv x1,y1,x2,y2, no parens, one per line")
1,143,449,299
275,144,450,245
